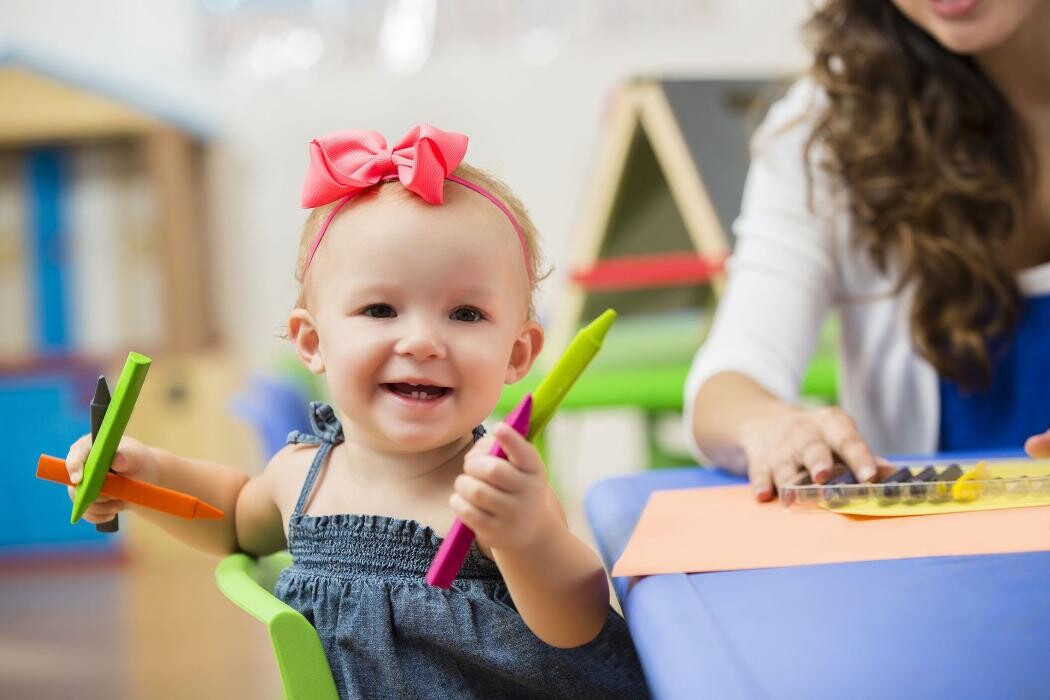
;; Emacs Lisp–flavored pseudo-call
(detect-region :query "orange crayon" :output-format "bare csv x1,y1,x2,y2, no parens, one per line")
37,454,224,520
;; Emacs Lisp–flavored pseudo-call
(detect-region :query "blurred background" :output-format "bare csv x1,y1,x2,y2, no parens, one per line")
0,1,815,697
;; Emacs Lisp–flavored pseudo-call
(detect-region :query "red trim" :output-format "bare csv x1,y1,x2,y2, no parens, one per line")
571,252,726,291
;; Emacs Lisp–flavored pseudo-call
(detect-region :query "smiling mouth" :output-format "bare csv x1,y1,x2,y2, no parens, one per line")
383,383,452,401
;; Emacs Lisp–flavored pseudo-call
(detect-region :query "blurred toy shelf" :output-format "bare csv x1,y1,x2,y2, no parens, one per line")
507,78,837,468
0,50,216,556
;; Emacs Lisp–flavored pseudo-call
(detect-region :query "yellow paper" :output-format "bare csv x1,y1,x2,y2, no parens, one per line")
612,485,1050,578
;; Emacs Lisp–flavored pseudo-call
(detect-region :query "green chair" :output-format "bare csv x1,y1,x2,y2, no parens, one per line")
215,552,338,700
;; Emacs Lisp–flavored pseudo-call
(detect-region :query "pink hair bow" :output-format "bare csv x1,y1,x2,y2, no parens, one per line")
301,125,469,208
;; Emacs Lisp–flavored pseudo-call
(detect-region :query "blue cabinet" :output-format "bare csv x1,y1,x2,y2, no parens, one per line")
0,368,114,552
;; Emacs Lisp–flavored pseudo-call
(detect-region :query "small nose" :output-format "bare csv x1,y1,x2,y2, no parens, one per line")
394,316,446,360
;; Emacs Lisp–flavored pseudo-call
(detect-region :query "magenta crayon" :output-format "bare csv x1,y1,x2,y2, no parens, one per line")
426,394,532,589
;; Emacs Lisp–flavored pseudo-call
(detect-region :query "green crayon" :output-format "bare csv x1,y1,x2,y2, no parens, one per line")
527,309,616,440
71,352,152,524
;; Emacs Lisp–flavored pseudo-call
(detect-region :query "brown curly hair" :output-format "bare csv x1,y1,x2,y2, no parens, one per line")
804,0,1036,389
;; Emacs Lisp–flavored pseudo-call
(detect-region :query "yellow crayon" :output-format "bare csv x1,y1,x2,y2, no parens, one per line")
953,461,991,502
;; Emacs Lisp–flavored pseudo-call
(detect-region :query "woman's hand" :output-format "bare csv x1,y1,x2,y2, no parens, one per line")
64,434,159,524
738,406,880,501
1024,429,1050,458
450,423,553,551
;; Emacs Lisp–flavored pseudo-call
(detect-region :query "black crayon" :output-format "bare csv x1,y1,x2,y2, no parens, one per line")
877,467,913,505
824,468,858,508
91,376,119,534
905,465,939,503
930,464,963,503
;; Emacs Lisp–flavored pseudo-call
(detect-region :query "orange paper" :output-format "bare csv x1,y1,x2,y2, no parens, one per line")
612,485,1050,577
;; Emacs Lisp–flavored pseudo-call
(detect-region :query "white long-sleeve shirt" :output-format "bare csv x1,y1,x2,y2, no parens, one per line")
683,77,1050,463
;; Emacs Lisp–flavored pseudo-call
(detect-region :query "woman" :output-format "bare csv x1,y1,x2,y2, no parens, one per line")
685,0,1050,499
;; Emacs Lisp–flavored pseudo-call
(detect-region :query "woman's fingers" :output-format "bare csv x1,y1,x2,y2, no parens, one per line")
1024,430,1050,459
744,408,879,501
770,460,803,493
817,409,877,482
748,459,775,501
796,440,833,483
750,459,805,502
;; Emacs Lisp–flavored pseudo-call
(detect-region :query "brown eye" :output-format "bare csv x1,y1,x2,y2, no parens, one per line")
450,306,483,323
363,304,396,318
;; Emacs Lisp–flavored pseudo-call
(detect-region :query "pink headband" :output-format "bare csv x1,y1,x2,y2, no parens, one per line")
300,125,530,280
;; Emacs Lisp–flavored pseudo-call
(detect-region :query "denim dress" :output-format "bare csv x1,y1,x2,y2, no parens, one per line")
274,402,650,700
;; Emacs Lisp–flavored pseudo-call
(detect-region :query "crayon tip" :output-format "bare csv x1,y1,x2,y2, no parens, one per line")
91,376,111,407
505,394,533,435
582,309,616,343
193,501,225,520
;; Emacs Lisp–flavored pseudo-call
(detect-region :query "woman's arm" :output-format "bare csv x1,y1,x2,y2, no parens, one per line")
683,79,880,496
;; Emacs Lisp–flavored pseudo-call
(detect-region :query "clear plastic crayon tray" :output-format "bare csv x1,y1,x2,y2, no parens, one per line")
780,459,1050,516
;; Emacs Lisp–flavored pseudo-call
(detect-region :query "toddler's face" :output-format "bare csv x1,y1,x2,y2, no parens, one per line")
293,183,541,454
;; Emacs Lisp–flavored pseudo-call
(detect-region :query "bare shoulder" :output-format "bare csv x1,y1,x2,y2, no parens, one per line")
262,441,322,514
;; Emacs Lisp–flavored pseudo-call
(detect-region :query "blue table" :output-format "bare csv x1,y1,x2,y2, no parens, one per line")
586,466,1050,699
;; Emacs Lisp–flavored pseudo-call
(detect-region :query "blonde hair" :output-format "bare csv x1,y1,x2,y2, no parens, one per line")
294,162,549,317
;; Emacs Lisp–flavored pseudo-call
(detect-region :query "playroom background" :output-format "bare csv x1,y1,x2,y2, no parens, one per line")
0,1,826,697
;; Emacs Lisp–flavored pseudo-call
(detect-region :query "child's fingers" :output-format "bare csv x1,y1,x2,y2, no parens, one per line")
463,454,527,493
65,484,124,522
110,451,130,472
468,436,497,457
454,474,513,517
82,501,123,524
491,423,543,474
65,434,94,484
66,484,118,505
450,493,497,533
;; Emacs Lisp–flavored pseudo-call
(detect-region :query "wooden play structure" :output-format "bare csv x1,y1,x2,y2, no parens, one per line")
0,50,228,552
0,49,213,360
497,78,836,467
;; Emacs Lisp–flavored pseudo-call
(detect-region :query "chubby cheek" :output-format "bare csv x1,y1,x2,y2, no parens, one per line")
458,340,514,408
322,342,384,409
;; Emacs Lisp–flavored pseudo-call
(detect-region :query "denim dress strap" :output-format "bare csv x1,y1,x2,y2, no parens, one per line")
286,401,344,447
288,403,487,519
288,402,345,519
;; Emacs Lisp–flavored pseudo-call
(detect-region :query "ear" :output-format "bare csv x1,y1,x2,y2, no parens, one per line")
505,319,544,384
288,308,326,375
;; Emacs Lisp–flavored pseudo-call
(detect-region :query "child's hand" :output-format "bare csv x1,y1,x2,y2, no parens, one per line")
64,435,158,524
451,423,553,552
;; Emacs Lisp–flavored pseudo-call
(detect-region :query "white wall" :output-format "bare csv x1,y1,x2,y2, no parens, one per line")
4,0,812,366
5,1,812,481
